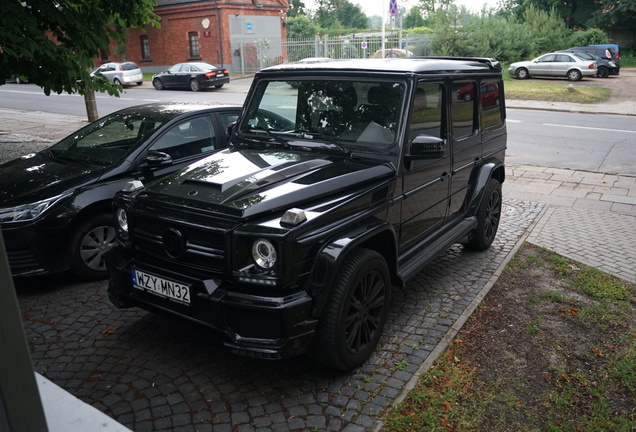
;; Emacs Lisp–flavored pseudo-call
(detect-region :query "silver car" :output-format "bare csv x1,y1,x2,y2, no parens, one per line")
508,52,597,81
91,62,144,86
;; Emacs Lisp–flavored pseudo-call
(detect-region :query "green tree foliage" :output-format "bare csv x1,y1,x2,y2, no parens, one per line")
589,0,636,32
287,0,306,17
568,28,609,47
520,4,570,55
404,6,426,29
313,0,368,29
0,0,158,96
286,15,319,38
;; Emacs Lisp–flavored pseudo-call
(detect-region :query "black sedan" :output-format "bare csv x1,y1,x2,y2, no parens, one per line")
0,102,241,280
152,62,230,91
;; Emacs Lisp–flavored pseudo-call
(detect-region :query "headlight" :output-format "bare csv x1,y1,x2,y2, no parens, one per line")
0,193,70,223
116,208,128,232
252,238,277,269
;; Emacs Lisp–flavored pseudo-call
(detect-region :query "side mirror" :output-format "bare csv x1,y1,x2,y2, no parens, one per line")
407,135,447,160
227,121,237,139
145,150,173,167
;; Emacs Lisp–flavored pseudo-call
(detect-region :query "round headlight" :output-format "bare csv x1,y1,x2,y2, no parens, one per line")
116,208,128,232
252,239,277,269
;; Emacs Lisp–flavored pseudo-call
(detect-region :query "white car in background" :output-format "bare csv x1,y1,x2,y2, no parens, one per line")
91,62,144,86
508,52,597,81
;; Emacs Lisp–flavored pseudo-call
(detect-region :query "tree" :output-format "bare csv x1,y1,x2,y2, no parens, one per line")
286,15,319,39
0,0,159,119
287,0,307,18
404,6,426,28
313,0,368,29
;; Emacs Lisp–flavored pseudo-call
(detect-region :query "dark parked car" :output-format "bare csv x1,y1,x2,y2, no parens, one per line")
560,47,619,77
0,103,241,280
152,62,230,92
106,57,507,370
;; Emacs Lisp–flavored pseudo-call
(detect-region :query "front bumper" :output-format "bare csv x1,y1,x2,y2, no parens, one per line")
106,247,317,359
1,223,70,276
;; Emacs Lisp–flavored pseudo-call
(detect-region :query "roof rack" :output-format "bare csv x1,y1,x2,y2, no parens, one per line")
414,56,502,71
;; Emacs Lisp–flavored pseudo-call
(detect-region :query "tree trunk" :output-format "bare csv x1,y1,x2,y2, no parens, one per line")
84,85,99,122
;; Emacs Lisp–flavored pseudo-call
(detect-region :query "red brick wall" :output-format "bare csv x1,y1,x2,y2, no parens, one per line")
96,0,287,70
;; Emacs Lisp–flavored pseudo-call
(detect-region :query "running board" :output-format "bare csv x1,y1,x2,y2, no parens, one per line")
397,217,477,283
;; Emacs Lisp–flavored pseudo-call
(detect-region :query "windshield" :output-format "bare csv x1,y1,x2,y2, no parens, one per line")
49,110,169,165
239,79,405,150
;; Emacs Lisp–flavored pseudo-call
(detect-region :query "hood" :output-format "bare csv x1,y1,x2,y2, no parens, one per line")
137,148,394,218
0,151,102,207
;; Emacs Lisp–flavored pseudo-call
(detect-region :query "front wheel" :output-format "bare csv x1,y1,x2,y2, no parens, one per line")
189,79,201,92
567,69,583,81
68,214,117,280
463,178,502,251
153,78,164,90
309,248,391,370
515,68,529,79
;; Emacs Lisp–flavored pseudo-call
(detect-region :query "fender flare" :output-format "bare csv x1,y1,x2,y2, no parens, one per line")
466,160,505,214
304,218,397,318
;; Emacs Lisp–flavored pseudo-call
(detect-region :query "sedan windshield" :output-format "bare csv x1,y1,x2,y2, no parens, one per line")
49,111,170,165
239,79,405,150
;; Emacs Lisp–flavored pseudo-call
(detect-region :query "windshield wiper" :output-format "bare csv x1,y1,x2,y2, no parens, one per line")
48,150,92,167
249,126,290,148
294,129,351,156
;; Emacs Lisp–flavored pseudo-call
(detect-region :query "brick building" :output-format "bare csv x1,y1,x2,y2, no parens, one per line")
97,0,288,74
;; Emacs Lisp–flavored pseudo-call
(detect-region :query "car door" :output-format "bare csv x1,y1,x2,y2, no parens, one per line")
140,113,222,181
162,64,183,89
399,82,451,253
554,54,576,76
448,79,480,219
532,54,555,76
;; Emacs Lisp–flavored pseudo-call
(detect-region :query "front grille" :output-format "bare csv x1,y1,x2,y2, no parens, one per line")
131,215,227,272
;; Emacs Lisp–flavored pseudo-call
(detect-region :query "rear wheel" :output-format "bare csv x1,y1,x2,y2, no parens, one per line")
153,78,164,90
190,79,201,92
464,178,502,251
309,248,391,370
113,78,122,86
515,68,529,79
567,69,583,81
68,214,117,280
597,67,609,78
215,84,224,89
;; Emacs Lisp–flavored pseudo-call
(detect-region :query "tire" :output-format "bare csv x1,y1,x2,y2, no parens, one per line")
567,69,582,81
136,81,143,85
189,79,201,92
515,68,529,79
68,214,117,280
113,78,122,86
597,67,609,78
309,247,391,370
214,84,224,89
464,178,502,251
462,92,472,101
153,78,164,90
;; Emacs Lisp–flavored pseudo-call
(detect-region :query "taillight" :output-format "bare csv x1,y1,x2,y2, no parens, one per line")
588,63,596,69
223,69,229,75
205,72,217,78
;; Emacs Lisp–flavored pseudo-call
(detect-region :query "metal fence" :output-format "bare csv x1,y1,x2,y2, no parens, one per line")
232,33,432,74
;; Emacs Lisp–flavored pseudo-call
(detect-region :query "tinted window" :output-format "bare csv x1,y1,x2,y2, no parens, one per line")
151,116,217,158
482,80,503,129
452,81,477,139
409,83,443,139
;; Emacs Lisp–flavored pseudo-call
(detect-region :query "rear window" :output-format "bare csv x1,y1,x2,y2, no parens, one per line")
122,63,140,71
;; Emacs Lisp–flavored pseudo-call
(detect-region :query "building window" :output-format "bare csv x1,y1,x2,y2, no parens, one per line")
140,36,150,59
189,32,200,58
99,49,109,62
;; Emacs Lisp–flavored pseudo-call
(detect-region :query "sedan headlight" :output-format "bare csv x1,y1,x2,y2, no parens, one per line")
0,193,70,224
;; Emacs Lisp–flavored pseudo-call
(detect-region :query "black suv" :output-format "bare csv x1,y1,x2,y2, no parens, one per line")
106,57,507,370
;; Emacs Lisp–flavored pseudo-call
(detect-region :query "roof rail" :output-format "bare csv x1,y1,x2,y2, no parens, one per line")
414,56,502,71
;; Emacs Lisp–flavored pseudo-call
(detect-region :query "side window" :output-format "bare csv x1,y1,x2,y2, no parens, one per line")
150,116,217,159
409,83,443,140
452,81,477,139
218,112,240,138
482,80,504,129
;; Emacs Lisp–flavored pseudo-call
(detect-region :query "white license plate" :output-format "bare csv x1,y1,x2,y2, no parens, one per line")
131,269,191,305
217,73,224,77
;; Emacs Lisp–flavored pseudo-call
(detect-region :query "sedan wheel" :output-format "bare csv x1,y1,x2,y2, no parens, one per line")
515,68,529,79
69,214,117,280
190,79,201,92
567,69,583,81
153,78,164,90
597,67,609,78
